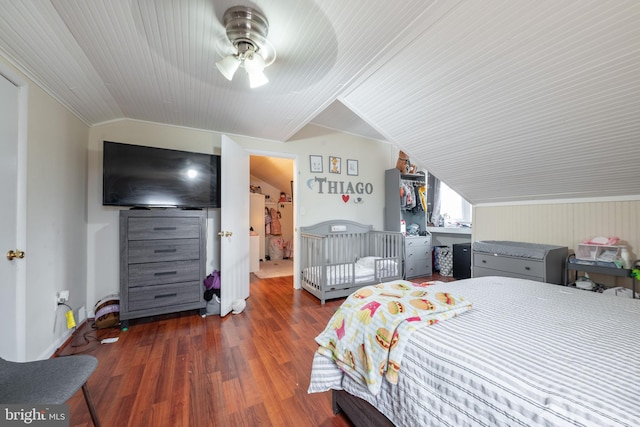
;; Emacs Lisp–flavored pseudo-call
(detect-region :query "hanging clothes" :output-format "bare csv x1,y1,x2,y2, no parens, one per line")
414,184,427,213
400,180,417,211
265,207,272,235
400,181,413,210
270,207,282,235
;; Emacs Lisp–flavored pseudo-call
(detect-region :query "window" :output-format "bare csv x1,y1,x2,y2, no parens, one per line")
429,174,472,226
439,182,472,224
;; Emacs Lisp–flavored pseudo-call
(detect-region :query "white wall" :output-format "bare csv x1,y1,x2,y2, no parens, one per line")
87,119,399,310
0,56,90,360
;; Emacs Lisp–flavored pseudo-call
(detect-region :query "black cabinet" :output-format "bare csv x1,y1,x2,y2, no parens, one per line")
453,243,472,279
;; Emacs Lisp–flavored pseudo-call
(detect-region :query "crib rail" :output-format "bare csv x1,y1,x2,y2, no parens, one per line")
300,227,403,304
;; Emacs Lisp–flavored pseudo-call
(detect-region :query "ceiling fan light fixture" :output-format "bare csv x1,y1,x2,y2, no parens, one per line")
244,51,265,74
248,71,269,88
215,54,241,81
217,6,275,88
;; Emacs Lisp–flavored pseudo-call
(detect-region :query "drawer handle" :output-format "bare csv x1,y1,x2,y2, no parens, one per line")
525,266,531,270
154,227,177,231
154,293,177,299
154,271,177,276
154,249,177,254
482,260,487,263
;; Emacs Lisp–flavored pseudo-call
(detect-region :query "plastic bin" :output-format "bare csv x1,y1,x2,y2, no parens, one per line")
576,244,621,262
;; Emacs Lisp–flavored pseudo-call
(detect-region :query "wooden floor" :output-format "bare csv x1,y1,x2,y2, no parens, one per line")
60,273,453,426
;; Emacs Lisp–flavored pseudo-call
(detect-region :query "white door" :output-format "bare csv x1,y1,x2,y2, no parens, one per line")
0,72,26,361
219,135,250,316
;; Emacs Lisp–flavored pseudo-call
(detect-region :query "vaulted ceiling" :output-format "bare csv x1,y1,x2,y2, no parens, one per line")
1,1,639,204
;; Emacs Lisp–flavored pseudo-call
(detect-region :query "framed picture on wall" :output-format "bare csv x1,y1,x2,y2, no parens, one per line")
329,156,341,174
309,155,323,173
347,159,358,176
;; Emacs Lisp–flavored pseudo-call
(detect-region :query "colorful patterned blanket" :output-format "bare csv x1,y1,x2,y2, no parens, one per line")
314,280,472,395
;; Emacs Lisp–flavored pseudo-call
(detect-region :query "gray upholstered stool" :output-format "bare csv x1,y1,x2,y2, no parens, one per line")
0,355,101,426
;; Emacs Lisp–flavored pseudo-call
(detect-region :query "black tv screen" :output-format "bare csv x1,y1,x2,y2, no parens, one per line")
102,141,221,208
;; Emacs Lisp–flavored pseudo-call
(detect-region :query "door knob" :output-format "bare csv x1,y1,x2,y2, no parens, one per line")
217,231,233,237
6,250,25,261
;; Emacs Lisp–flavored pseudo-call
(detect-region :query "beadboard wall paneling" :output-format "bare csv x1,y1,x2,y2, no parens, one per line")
1,1,640,204
473,200,640,286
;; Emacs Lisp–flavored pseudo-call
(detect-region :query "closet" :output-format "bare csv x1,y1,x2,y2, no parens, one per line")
249,190,294,264
384,168,432,278
264,201,293,259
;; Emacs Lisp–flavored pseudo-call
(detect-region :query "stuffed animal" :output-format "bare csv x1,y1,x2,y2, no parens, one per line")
396,150,417,173
396,150,410,173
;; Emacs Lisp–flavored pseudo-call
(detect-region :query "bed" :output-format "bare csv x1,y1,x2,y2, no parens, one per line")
300,220,403,304
308,276,640,426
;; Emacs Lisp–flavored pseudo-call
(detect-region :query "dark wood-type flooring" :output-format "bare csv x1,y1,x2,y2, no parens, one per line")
59,273,454,426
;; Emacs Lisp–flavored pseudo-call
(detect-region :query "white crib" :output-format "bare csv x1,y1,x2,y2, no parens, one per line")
300,220,404,304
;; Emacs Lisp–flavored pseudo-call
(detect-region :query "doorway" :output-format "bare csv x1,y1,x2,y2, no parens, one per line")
0,69,27,361
249,155,294,279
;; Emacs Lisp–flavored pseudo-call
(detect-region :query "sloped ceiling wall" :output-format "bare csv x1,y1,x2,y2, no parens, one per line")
0,1,639,204
340,1,640,204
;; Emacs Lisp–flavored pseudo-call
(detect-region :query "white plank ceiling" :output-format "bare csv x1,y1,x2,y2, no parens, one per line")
0,0,639,204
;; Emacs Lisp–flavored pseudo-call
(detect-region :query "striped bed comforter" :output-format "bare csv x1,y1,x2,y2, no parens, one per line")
309,276,640,426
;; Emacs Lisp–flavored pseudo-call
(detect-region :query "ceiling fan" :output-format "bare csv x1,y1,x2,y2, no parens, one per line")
216,6,276,88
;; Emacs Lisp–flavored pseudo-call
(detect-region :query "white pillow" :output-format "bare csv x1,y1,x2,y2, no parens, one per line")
356,256,381,269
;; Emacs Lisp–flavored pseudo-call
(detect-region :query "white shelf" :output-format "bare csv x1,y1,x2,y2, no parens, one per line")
426,226,472,235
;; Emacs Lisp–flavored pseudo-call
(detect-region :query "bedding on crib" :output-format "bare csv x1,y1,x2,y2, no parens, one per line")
300,220,403,304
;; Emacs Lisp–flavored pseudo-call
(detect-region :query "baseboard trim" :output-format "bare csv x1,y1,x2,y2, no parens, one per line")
50,318,93,358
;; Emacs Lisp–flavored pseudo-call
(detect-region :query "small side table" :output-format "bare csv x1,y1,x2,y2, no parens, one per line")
564,254,638,299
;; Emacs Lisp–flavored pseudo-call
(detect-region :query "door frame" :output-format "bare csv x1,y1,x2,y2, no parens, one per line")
247,149,300,290
0,62,29,361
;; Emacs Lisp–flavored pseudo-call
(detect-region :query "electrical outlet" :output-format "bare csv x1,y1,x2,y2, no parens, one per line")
56,290,69,304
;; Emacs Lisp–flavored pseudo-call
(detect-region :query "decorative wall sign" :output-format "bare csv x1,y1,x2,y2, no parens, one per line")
309,155,323,173
329,156,341,174
308,177,373,195
347,159,358,176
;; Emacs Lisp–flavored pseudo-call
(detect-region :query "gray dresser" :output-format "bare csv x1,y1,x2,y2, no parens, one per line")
119,210,207,327
405,235,432,279
472,240,568,284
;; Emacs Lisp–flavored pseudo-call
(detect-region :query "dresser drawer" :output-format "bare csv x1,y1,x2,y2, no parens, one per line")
128,260,201,287
405,259,430,278
406,246,431,262
128,282,201,311
473,253,544,277
473,266,541,282
128,239,200,264
405,236,431,249
127,217,201,240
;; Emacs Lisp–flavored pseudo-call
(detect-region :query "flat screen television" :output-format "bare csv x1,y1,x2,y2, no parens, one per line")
102,141,221,208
